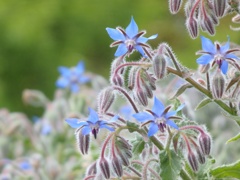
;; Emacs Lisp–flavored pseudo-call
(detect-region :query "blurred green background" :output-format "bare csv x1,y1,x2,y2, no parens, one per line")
0,0,239,117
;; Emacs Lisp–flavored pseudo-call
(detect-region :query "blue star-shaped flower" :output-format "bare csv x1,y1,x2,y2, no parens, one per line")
132,97,184,137
196,36,240,74
65,108,118,139
106,17,158,57
56,61,90,93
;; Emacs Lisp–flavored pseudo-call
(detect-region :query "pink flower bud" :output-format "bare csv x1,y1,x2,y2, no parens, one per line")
213,0,227,17
186,17,199,39
212,70,225,99
117,150,130,166
198,133,212,155
98,87,115,113
86,161,97,175
128,67,137,90
75,130,90,155
188,151,198,171
153,54,167,79
201,16,215,35
169,0,183,14
196,148,205,164
99,157,110,179
111,156,123,177
133,86,148,106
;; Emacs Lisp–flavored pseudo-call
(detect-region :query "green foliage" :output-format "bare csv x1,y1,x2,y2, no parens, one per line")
132,137,145,154
210,160,240,179
226,133,240,144
159,149,182,180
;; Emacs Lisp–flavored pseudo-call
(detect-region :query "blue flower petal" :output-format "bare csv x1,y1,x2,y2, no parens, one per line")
70,84,79,93
132,112,154,122
79,76,90,84
221,60,228,74
88,108,99,123
165,111,176,119
148,123,159,137
58,66,70,75
166,120,179,130
220,37,230,53
81,126,91,135
148,34,158,39
152,97,165,117
137,37,148,43
115,44,128,56
108,115,119,123
225,53,239,60
100,124,115,132
201,36,215,53
65,118,88,128
76,61,85,74
135,45,145,56
126,17,138,38
196,54,213,65
106,28,125,41
56,77,69,88
176,103,185,111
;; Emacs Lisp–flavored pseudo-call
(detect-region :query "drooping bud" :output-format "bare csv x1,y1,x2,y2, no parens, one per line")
116,136,132,150
98,87,115,113
209,12,219,25
186,17,199,39
128,67,137,90
111,156,123,177
198,133,212,155
75,129,90,155
211,70,225,99
99,157,110,179
117,149,130,166
201,16,215,35
86,161,97,175
153,54,167,79
196,148,206,164
169,0,183,14
187,151,198,171
22,89,49,107
199,64,210,73
111,74,124,87
213,0,226,17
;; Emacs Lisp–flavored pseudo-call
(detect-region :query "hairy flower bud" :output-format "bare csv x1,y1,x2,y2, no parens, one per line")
111,156,123,177
86,161,97,175
212,70,225,99
133,84,148,106
22,89,49,107
75,129,90,155
153,54,167,79
128,67,137,90
98,87,115,113
169,0,183,14
213,0,226,17
198,133,211,155
111,74,124,87
196,148,205,164
186,17,199,39
116,136,132,150
187,152,198,171
99,157,110,179
116,148,130,166
201,16,215,35
199,64,210,73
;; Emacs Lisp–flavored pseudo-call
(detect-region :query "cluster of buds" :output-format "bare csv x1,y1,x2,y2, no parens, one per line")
178,125,212,171
168,0,230,38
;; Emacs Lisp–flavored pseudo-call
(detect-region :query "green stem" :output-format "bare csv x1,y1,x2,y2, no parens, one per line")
167,67,237,117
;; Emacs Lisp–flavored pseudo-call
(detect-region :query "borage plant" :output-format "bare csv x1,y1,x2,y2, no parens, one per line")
64,13,240,179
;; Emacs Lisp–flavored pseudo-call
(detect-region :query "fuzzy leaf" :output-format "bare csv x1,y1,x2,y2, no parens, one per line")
226,133,240,144
170,83,192,100
195,98,212,110
132,137,145,154
126,121,139,133
159,150,181,180
210,160,240,179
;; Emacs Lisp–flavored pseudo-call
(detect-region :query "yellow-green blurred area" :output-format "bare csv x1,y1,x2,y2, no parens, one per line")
0,0,239,117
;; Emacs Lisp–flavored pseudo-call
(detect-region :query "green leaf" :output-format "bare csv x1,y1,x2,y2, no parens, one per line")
159,150,181,180
222,111,240,124
226,133,240,144
195,98,212,110
132,137,145,154
126,121,139,133
170,83,192,100
210,160,240,179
